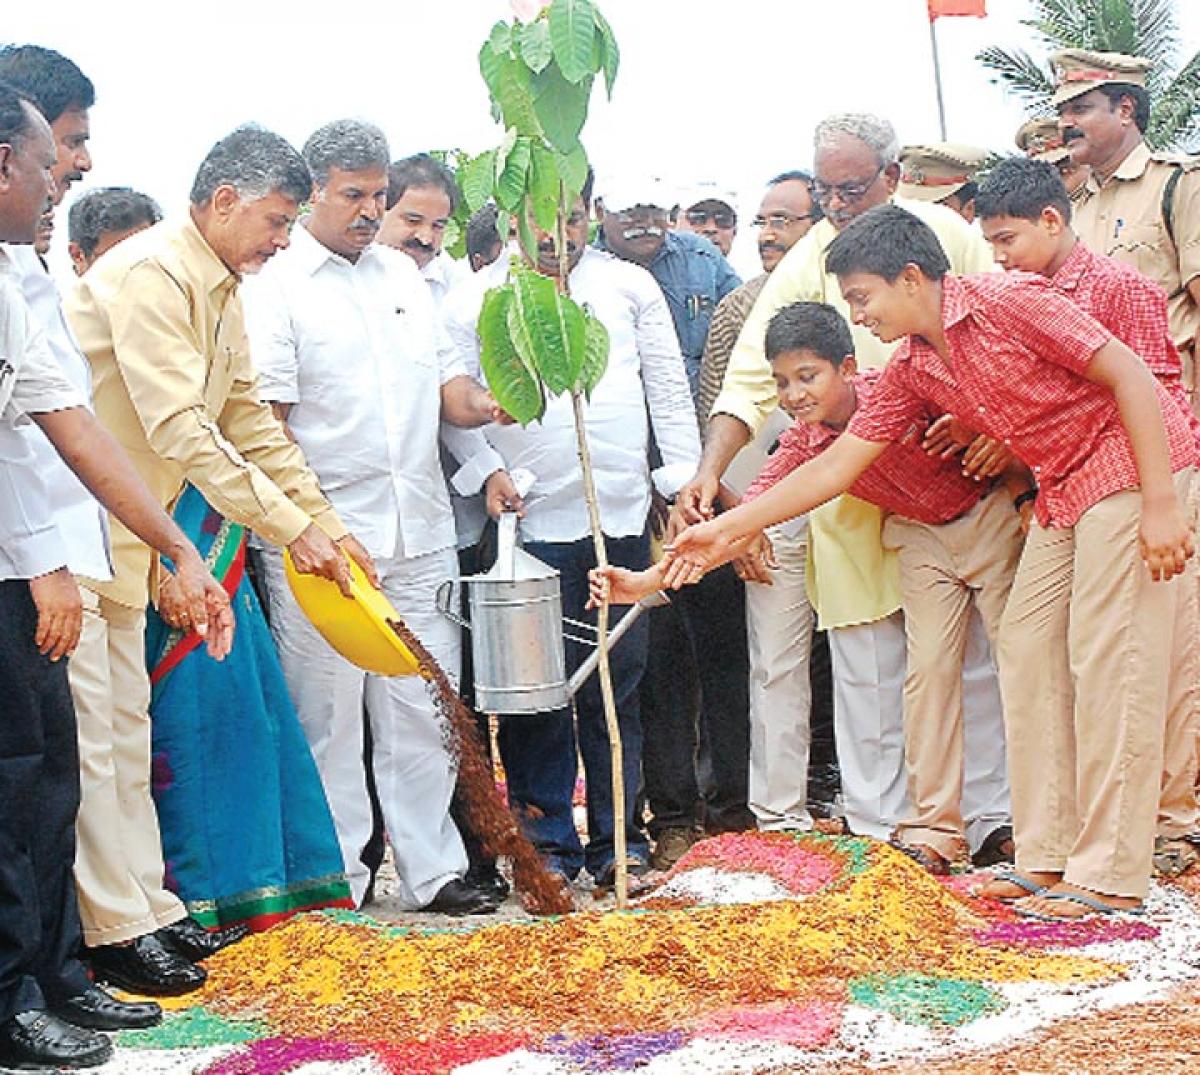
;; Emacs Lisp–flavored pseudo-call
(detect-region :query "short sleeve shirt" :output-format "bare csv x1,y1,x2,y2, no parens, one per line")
847,273,1196,528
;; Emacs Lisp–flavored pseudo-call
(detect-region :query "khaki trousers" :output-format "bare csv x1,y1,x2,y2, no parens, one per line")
69,588,185,946
885,490,1024,859
998,471,1194,900
1158,469,1200,838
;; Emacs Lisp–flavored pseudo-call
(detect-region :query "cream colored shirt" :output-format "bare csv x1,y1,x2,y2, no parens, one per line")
1072,141,1200,356
711,195,997,435
66,216,346,608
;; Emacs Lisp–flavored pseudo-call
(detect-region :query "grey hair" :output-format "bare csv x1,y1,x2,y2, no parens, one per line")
189,124,312,206
302,119,389,188
813,113,901,167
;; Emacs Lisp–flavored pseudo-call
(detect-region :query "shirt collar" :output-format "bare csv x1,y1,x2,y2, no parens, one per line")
1049,238,1093,293
1087,140,1152,192
180,216,239,297
289,220,380,277
940,274,973,329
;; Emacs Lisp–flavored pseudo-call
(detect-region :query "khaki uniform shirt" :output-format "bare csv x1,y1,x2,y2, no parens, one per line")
66,217,347,608
1073,142,1200,365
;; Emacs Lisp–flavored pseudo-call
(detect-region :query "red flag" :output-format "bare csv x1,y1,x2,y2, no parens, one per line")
928,0,986,19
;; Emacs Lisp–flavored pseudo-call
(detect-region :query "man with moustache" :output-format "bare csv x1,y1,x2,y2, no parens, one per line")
1052,49,1200,406
443,171,700,886
244,120,505,916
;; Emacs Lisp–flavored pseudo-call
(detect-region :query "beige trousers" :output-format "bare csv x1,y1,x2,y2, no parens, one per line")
998,470,1194,900
1158,469,1200,838
885,489,1025,859
69,588,185,946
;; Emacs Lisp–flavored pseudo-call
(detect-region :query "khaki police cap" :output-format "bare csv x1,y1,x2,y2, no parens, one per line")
898,143,988,203
1015,116,1072,164
1051,48,1150,106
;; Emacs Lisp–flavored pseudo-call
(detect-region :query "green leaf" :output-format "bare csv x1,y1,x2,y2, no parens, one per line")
531,63,590,153
479,285,545,426
479,39,503,100
495,137,532,213
518,19,554,73
495,52,544,136
459,149,496,213
580,305,610,399
442,217,465,261
593,8,620,98
514,199,541,272
508,264,586,396
554,144,589,202
527,143,560,231
548,0,597,83
488,20,513,55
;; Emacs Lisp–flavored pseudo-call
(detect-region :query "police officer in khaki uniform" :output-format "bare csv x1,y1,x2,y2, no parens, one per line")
1053,48,1200,403
1015,116,1089,196
897,143,988,224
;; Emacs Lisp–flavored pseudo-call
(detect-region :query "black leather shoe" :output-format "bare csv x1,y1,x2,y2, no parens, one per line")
52,984,162,1030
420,878,499,916
465,864,510,903
157,916,250,962
87,933,207,996
0,1009,113,1069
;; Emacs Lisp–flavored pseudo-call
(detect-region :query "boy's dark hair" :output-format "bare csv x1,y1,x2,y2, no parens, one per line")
0,45,93,124
68,187,162,257
825,204,950,282
465,203,500,260
976,156,1073,224
0,79,39,148
952,180,978,206
386,153,459,212
1098,83,1151,133
765,301,854,366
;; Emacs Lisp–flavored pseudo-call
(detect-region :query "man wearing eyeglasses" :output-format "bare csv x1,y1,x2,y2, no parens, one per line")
672,113,1006,858
676,191,738,258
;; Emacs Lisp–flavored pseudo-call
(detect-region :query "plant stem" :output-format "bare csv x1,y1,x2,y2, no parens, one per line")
555,182,628,909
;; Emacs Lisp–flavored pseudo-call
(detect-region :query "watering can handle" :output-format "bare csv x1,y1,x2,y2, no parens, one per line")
434,579,468,630
496,511,520,579
565,590,670,698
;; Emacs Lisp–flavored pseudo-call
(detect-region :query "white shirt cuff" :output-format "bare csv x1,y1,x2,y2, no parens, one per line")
652,462,694,500
450,444,506,496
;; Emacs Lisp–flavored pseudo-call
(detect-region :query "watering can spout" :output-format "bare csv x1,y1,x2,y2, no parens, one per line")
565,590,670,699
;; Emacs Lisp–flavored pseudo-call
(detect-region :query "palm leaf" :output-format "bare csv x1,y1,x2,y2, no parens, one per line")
976,46,1056,112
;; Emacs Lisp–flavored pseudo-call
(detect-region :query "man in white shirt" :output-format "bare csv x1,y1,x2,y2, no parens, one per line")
0,86,231,1070
444,172,701,885
245,120,504,916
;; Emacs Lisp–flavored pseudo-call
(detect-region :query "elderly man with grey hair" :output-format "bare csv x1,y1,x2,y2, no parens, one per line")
243,119,506,917
667,113,1011,867
65,124,372,994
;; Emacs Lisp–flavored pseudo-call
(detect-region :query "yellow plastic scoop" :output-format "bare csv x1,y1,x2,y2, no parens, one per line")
283,549,419,676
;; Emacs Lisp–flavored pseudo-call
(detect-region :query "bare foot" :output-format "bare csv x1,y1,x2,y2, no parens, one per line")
1015,882,1144,919
975,870,1062,902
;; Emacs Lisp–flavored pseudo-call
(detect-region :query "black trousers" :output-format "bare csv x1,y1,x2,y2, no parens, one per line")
0,580,90,1022
640,563,754,836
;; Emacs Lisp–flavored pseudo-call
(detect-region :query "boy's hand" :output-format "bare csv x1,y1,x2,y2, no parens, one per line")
1140,499,1195,581
29,567,82,661
961,434,1012,481
733,531,777,585
587,565,655,608
663,518,736,586
922,414,977,459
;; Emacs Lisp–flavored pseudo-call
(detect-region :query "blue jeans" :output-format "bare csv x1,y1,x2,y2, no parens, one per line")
497,531,651,879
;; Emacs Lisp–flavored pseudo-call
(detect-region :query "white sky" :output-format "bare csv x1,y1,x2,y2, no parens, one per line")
9,0,1200,278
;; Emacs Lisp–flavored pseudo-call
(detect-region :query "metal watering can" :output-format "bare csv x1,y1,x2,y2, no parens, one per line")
436,512,667,714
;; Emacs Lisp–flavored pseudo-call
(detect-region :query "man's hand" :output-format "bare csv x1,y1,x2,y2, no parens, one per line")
337,534,381,590
922,414,976,459
586,565,658,608
1140,497,1195,581
960,434,1013,481
484,469,525,518
289,524,354,597
732,530,776,585
667,471,720,539
29,567,82,661
162,550,236,661
488,393,518,426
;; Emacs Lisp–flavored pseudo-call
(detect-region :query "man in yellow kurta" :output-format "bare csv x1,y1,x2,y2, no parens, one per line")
65,126,373,996
670,113,1006,847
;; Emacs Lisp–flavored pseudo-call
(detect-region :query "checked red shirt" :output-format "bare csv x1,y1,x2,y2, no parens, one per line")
847,274,1197,529
744,368,987,524
1050,240,1200,447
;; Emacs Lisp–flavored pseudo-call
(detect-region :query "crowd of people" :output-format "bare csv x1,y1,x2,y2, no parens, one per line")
0,37,1197,1072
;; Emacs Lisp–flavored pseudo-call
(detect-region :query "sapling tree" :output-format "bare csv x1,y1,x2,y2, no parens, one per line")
459,0,637,906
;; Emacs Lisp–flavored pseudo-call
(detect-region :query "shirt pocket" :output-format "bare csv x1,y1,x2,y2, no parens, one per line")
1109,223,1176,287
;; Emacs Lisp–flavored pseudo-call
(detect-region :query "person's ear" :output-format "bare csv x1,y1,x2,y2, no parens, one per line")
67,241,88,276
0,143,13,192
1042,205,1067,236
882,161,901,194
841,354,858,379
900,263,924,291
210,184,240,220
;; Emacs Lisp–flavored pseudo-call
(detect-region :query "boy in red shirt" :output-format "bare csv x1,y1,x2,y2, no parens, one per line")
973,157,1200,879
665,205,1196,917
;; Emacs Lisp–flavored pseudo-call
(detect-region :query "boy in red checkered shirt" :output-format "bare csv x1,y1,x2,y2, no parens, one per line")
663,204,1196,918
974,156,1200,880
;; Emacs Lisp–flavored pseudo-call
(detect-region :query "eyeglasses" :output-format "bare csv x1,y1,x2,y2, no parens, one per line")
751,211,817,229
812,164,885,206
684,208,736,229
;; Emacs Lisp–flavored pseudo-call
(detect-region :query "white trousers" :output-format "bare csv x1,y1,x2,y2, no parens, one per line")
746,524,815,831
829,608,1008,850
260,545,466,908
